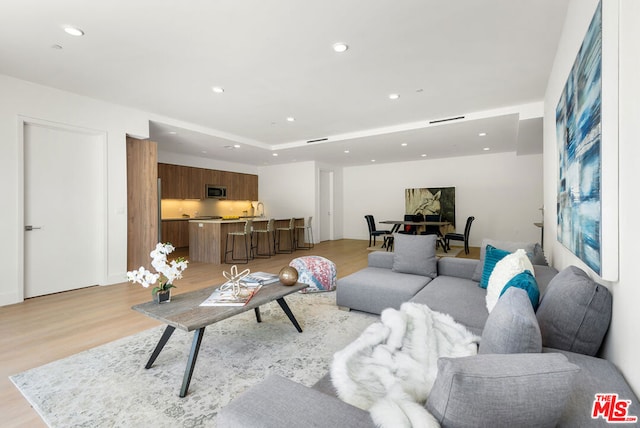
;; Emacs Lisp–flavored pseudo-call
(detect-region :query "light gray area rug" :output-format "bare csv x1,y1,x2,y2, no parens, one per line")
10,292,376,428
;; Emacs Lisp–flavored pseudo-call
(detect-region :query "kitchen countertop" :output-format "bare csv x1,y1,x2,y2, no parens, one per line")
188,217,270,224
187,217,300,224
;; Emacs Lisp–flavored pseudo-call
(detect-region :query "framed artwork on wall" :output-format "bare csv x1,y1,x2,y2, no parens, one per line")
405,187,455,234
555,0,618,280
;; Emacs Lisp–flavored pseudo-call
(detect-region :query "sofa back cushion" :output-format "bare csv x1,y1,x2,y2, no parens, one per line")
391,233,437,278
472,239,547,283
426,353,580,428
479,287,541,354
536,266,612,356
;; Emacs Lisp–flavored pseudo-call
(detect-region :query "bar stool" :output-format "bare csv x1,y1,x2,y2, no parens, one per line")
276,218,295,253
224,220,253,264
252,218,276,258
295,216,314,250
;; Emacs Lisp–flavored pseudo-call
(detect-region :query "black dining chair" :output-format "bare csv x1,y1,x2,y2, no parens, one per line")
382,223,401,251
421,214,443,249
444,216,475,254
420,214,441,236
364,215,392,247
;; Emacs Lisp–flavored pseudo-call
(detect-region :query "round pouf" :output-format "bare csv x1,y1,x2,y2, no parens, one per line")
289,256,337,294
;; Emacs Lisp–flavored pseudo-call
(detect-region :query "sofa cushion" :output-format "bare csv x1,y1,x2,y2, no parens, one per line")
392,233,437,278
336,267,431,315
479,287,541,354
543,348,640,427
426,353,580,428
218,374,375,428
410,276,488,336
472,239,547,283
479,245,511,288
536,266,612,356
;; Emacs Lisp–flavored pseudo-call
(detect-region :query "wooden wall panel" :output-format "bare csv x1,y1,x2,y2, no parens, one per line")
127,137,158,271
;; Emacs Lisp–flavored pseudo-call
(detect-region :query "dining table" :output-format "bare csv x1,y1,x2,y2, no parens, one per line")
380,219,451,252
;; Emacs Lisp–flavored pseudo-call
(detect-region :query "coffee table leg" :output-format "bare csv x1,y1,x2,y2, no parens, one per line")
276,297,303,333
145,325,176,369
254,307,262,323
180,327,206,397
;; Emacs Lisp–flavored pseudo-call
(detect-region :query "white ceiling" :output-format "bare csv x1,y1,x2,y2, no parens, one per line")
0,0,569,166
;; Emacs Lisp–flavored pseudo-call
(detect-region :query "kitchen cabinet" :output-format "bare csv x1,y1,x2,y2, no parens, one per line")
157,163,184,199
158,163,258,200
232,173,258,200
161,219,189,248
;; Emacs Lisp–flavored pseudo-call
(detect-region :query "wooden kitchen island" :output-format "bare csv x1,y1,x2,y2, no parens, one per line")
188,218,304,264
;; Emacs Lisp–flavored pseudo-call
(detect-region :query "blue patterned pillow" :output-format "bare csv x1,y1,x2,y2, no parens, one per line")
479,245,511,289
500,270,540,310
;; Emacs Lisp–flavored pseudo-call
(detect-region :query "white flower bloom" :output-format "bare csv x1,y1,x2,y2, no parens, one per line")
126,242,187,292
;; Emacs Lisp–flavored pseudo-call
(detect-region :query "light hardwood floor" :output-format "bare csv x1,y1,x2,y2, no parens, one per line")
1,239,372,427
1,239,477,427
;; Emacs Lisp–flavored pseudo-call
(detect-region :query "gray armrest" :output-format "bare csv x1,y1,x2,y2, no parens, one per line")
218,374,375,428
436,257,479,279
368,251,394,269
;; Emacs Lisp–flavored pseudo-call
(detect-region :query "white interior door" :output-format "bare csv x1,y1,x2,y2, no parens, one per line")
319,170,333,242
24,122,104,298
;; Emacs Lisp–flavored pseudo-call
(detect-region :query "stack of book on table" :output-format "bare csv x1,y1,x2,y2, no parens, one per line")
200,272,279,307
242,272,280,285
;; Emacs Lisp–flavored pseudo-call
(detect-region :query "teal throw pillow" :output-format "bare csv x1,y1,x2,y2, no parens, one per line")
500,270,540,310
479,245,511,289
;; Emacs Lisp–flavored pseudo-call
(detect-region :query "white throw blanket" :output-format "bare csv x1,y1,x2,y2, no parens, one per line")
331,302,479,428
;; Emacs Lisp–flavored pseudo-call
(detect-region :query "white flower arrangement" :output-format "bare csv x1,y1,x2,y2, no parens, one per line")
127,242,189,295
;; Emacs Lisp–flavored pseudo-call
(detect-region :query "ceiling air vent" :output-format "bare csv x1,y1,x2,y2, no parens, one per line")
429,116,465,124
307,137,328,144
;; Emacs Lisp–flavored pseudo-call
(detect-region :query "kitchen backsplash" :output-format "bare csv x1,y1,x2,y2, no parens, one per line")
161,199,256,219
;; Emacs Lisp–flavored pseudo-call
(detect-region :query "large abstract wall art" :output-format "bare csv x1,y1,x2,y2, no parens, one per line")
555,2,602,275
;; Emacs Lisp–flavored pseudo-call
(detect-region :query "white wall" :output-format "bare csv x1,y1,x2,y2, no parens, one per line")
258,161,317,235
0,74,149,306
342,152,543,246
543,0,640,395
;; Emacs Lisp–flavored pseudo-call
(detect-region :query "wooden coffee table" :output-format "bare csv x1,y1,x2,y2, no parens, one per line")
132,281,306,397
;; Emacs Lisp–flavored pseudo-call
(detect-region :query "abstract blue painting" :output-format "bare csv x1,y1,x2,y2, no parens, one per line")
555,2,602,274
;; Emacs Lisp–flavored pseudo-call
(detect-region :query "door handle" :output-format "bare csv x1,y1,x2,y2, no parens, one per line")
25,225,42,231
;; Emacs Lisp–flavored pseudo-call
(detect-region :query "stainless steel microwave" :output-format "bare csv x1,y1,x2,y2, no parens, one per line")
205,184,227,199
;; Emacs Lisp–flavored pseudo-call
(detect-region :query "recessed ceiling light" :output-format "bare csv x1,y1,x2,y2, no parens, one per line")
483,147,490,151
401,143,408,147
63,26,84,37
344,150,350,154
479,132,487,137
389,93,400,100
332,42,348,53
168,131,177,135
371,159,376,163
421,154,427,157
272,153,279,157
286,117,295,122
234,144,240,148
212,86,224,93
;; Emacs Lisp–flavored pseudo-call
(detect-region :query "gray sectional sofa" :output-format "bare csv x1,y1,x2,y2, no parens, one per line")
218,235,639,427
